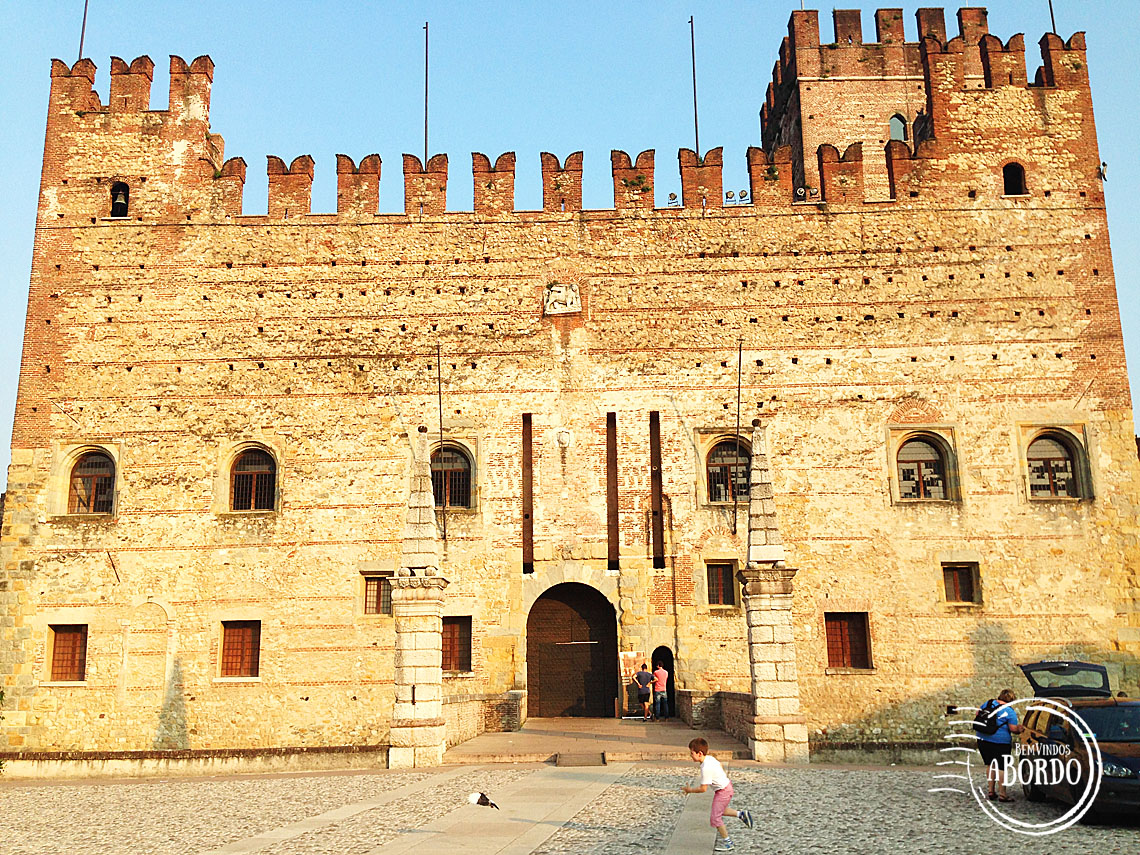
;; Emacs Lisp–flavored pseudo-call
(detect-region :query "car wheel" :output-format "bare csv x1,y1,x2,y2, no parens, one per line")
1022,778,1046,802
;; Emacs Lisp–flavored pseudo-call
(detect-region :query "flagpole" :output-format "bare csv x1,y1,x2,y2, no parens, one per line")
424,22,429,166
78,0,90,61
689,16,700,160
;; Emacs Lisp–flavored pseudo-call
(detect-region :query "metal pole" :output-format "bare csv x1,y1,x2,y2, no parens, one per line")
689,16,700,161
732,338,743,535
437,343,446,542
1048,0,1057,34
424,22,429,167
78,0,90,61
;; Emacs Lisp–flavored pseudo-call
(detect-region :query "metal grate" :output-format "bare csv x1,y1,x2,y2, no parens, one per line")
68,452,115,514
707,440,751,503
231,449,276,510
431,447,472,508
221,620,261,677
442,616,472,671
825,612,871,669
50,625,87,681
364,574,393,615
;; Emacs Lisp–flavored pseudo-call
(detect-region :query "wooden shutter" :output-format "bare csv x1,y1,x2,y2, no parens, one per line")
825,612,870,668
442,616,472,671
50,625,88,681
221,620,261,677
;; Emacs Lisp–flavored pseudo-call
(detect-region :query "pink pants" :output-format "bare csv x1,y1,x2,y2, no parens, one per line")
710,782,734,828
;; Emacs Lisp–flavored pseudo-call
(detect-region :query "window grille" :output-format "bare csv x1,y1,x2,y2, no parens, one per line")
825,612,871,669
1027,436,1077,498
897,439,946,499
942,563,980,603
430,446,472,508
50,625,88,681
442,616,472,671
221,620,261,677
706,562,736,606
707,440,751,503
231,449,276,511
68,452,115,514
364,574,393,615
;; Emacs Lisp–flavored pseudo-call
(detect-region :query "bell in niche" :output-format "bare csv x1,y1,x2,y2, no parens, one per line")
110,184,129,217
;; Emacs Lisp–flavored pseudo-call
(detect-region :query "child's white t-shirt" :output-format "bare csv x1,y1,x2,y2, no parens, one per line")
699,755,730,791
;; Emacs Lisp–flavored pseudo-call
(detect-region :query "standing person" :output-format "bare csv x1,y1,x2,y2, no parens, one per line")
653,661,670,720
681,737,754,852
976,688,1023,802
633,663,654,720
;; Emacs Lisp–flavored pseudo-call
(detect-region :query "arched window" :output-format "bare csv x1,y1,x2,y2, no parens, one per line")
706,439,751,503
889,114,908,142
1003,162,1027,196
1027,435,1078,498
110,182,129,217
897,438,947,500
431,445,472,508
68,451,115,514
230,448,276,511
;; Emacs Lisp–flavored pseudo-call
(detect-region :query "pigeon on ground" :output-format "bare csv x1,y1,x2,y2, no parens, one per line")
468,792,500,809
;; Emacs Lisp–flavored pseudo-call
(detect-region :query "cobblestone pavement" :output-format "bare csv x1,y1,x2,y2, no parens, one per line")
2,762,1137,854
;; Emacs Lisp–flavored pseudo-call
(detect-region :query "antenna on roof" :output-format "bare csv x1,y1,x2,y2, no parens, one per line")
1048,0,1058,34
78,0,90,61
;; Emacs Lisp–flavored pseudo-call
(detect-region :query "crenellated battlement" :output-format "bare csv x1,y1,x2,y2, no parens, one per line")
34,12,1103,227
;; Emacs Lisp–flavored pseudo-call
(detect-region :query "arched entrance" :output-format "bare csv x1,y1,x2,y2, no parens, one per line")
526,583,618,717
651,645,676,720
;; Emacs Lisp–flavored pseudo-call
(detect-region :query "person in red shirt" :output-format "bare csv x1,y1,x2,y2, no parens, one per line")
652,662,669,720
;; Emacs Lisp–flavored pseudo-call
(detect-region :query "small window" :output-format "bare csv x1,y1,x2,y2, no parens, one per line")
897,438,947,500
431,445,472,508
707,439,751,503
110,182,129,217
442,616,472,672
825,612,871,669
364,572,393,615
50,624,88,681
220,620,261,677
943,562,981,603
1003,162,1027,196
889,114,908,142
68,451,115,514
1027,435,1078,498
231,448,276,511
706,562,737,606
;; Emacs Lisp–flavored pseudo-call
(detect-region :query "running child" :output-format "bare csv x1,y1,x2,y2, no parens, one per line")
680,737,754,852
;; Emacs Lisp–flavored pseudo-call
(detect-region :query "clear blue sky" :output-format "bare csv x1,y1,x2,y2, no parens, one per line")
0,2,1136,477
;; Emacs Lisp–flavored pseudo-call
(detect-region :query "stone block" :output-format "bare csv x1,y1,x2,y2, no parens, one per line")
783,723,809,744
750,739,786,764
753,697,781,717
387,746,416,769
751,662,778,681
777,696,801,715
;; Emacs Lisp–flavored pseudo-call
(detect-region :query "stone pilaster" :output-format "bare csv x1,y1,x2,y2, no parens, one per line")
740,425,807,763
388,575,449,768
740,566,808,763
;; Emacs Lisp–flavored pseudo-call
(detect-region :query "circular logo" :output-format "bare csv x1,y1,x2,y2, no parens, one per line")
932,697,1103,836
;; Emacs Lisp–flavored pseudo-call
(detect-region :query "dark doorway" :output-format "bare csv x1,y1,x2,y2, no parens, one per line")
526,583,618,717
651,645,676,719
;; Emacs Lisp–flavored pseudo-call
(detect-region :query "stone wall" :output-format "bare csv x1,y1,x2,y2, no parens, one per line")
720,691,753,749
3,10,1139,756
442,690,525,749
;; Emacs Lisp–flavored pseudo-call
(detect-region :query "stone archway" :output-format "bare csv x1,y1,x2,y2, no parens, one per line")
526,582,618,717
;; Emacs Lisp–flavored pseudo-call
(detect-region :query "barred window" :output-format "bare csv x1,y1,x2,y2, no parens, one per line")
231,449,276,511
221,620,261,677
50,624,88,681
1027,436,1077,498
364,573,393,615
707,440,751,503
825,612,871,669
442,616,472,672
706,562,736,606
943,562,981,604
897,438,946,500
431,446,472,508
68,452,115,514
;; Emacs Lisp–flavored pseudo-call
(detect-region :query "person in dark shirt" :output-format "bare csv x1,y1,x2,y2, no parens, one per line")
634,663,654,720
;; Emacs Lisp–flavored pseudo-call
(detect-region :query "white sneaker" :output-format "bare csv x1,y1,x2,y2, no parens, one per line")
713,838,735,851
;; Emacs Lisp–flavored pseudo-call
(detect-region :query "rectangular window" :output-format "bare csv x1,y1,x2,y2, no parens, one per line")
363,573,393,615
522,413,534,573
221,620,261,677
606,412,619,572
649,411,664,569
825,612,871,669
706,562,736,606
442,616,472,672
50,624,88,681
942,563,980,603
